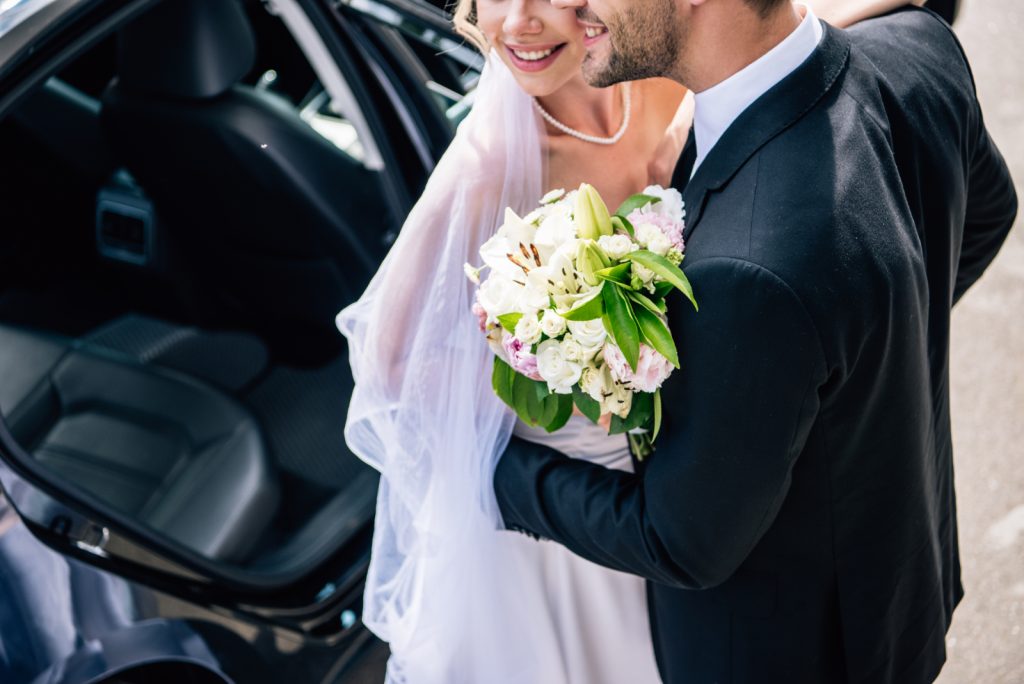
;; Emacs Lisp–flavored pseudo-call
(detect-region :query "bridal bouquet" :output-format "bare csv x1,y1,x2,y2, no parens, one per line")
466,183,698,454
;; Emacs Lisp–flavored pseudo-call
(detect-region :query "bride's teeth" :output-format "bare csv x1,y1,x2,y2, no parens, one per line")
512,47,555,61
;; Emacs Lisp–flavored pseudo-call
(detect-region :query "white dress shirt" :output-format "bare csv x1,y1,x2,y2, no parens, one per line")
692,5,824,175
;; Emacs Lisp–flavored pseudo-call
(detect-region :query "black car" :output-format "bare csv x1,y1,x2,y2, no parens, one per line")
0,0,482,681
0,0,962,682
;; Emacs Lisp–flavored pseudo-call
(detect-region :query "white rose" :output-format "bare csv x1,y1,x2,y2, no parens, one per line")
641,185,686,221
536,339,583,394
476,274,522,319
635,223,662,249
540,310,567,338
646,231,673,257
567,319,607,357
560,335,584,363
597,234,638,261
514,314,543,345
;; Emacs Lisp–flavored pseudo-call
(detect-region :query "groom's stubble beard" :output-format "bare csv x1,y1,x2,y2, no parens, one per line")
581,0,683,87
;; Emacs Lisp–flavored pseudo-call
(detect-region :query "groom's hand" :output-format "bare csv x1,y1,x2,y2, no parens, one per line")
495,258,828,589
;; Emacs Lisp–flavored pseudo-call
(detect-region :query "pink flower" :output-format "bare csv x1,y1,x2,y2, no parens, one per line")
471,301,488,333
502,332,543,381
626,208,685,252
603,342,673,393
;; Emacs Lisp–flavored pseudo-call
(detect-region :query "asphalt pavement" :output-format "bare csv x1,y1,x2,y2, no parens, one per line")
934,1,1024,682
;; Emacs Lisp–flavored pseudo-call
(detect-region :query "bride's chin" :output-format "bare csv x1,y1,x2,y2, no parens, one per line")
524,67,583,99
510,72,568,100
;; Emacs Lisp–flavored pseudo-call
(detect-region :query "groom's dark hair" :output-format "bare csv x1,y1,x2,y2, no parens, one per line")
744,0,789,18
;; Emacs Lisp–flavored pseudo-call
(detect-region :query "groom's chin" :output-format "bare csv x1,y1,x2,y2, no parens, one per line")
581,53,619,88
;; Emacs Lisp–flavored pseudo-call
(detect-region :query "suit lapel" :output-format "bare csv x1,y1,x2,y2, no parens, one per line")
672,24,852,242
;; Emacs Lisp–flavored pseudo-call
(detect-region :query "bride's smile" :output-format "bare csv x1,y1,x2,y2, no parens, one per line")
505,41,568,72
476,0,590,96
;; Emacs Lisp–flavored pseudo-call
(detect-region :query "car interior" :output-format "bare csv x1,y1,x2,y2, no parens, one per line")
0,0,474,579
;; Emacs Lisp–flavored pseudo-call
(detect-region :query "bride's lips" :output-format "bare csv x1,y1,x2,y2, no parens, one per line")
505,42,567,73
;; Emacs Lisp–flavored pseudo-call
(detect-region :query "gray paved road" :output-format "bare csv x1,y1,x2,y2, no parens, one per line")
935,1,1024,682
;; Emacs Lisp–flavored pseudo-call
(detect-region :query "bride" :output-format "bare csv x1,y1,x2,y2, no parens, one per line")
337,1,921,681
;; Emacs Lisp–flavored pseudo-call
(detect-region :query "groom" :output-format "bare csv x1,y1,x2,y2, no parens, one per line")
493,1,1017,682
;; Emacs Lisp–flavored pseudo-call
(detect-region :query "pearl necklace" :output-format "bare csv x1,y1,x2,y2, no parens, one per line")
533,82,632,146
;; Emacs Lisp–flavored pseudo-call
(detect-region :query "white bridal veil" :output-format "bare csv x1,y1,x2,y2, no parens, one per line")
336,54,551,682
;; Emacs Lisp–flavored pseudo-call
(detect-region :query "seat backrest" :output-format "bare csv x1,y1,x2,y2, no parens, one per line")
100,0,388,327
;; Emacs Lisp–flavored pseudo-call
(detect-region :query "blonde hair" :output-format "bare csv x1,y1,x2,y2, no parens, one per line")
452,0,489,53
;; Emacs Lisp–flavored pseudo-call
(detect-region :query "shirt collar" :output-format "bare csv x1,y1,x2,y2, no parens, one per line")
692,4,824,175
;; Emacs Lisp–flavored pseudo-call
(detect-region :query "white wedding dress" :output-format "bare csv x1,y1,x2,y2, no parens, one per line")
337,52,662,682
506,416,662,684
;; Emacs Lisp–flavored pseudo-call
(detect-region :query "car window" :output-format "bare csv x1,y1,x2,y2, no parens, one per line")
252,0,386,170
346,0,482,128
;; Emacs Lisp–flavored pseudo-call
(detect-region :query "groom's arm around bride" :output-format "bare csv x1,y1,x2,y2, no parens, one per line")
494,2,1016,683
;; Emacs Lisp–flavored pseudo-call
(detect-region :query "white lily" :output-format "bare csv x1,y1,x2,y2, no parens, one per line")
479,208,540,280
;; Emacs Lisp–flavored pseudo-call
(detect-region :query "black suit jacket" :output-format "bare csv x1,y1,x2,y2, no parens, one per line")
494,9,1016,684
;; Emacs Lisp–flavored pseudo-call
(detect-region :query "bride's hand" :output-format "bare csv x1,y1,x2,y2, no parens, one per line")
648,90,695,187
572,405,613,431
806,0,925,28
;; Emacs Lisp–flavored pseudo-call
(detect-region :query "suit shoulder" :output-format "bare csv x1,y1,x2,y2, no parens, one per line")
845,7,976,95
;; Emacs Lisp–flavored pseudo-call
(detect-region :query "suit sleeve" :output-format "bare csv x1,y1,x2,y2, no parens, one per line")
939,14,1018,304
493,258,829,589
953,113,1017,303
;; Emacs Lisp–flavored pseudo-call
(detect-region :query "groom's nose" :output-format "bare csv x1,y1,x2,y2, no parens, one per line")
551,0,586,8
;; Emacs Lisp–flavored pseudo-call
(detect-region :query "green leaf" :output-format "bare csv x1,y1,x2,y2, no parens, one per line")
533,376,550,403
526,377,547,424
512,373,547,426
595,262,632,285
492,358,515,409
497,312,524,334
615,193,660,218
653,281,674,299
602,283,640,371
625,289,663,316
608,392,653,434
634,306,679,368
610,215,634,238
544,394,574,433
653,389,662,441
572,385,602,423
625,250,698,311
538,391,560,427
561,284,606,321
608,415,628,435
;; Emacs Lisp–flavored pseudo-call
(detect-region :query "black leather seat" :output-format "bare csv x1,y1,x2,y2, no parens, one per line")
100,0,387,328
0,323,278,563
